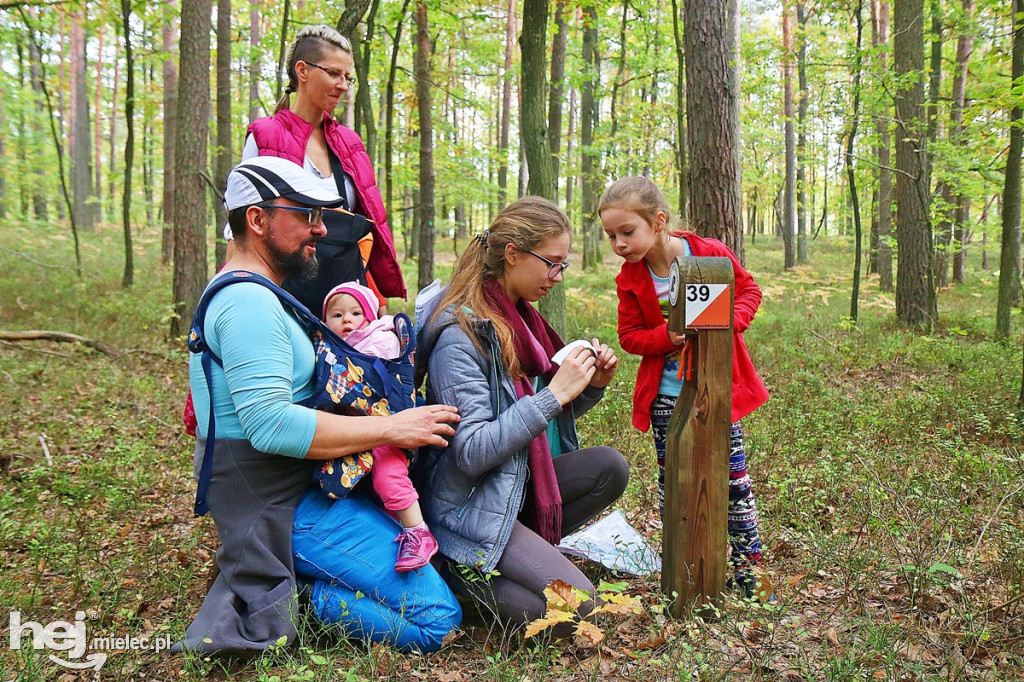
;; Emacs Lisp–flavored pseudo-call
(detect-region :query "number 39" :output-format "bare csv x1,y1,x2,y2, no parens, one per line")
686,284,711,302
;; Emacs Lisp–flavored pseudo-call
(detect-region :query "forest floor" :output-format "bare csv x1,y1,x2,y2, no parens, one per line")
1,220,1023,681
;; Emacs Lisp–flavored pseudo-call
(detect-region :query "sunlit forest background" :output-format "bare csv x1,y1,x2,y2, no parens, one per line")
2,0,1024,679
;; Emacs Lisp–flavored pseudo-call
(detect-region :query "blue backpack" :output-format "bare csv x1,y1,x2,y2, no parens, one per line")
187,270,417,515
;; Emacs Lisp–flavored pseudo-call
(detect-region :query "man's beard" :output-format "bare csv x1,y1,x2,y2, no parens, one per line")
267,230,319,281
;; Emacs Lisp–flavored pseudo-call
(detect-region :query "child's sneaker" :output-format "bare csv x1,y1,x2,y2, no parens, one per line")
394,526,439,573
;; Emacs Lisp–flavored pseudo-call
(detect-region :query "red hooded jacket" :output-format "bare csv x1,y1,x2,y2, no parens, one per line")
248,109,406,299
615,231,769,431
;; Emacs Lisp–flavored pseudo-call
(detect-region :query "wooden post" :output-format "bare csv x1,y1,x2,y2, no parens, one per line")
662,256,734,617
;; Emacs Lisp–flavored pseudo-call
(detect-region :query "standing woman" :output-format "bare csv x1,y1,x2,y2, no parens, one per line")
417,196,630,629
225,24,404,311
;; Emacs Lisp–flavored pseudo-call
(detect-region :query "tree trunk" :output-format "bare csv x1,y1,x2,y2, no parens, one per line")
796,3,809,263
497,0,515,206
685,0,744,257
170,0,212,338
143,56,155,226
214,0,232,269
934,0,974,289
671,0,688,219
108,50,120,209
27,24,48,221
249,0,262,123
385,0,411,229
847,0,864,321
70,11,95,231
997,0,1024,338
162,0,179,264
22,7,80,271
522,0,554,201
93,26,105,222
580,1,602,270
274,0,291,103
952,195,968,284
414,1,435,292
521,0,564,334
565,85,576,211
782,5,797,269
120,0,136,287
872,0,894,291
893,0,936,327
609,0,629,143
927,2,942,159
348,0,379,160
0,83,4,218
547,0,568,191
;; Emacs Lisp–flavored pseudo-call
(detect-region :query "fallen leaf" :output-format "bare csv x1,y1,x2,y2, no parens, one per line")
524,609,574,638
636,635,666,650
544,579,582,610
574,620,605,647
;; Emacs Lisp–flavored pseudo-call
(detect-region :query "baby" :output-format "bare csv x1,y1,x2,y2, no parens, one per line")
322,281,439,572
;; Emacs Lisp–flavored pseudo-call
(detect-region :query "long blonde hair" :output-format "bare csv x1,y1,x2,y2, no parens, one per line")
432,196,571,378
598,175,681,231
274,25,353,113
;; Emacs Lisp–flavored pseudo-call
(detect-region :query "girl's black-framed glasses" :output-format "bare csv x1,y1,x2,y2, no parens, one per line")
524,249,570,279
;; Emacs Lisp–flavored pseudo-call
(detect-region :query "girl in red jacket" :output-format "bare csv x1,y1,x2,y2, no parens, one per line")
599,176,770,592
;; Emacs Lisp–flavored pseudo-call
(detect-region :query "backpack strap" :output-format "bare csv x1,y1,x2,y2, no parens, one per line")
187,270,319,516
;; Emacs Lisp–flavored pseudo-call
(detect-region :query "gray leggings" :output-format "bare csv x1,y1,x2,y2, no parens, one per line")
444,446,629,629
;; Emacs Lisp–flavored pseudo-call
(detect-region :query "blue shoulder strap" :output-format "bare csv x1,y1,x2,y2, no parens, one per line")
187,271,317,516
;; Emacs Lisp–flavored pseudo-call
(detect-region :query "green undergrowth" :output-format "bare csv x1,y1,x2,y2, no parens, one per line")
0,221,1022,680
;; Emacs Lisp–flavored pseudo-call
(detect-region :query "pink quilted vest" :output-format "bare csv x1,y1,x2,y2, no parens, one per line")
247,110,406,299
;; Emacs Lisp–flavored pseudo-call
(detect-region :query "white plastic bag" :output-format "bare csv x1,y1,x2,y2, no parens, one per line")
557,510,661,576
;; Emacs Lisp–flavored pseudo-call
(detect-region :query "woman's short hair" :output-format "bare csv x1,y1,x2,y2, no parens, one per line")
275,25,353,112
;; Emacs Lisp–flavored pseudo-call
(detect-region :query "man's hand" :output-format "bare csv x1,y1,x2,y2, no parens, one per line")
387,404,460,449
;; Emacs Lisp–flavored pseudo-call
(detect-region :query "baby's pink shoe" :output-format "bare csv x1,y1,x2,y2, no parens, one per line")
394,526,439,573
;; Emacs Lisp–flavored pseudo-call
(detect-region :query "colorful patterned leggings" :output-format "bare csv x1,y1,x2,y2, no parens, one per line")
650,394,763,567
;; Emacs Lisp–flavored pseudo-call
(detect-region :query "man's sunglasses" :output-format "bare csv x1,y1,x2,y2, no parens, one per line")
256,203,376,226
257,203,324,225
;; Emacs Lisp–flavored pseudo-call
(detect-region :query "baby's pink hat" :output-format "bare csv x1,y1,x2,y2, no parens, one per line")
322,281,380,322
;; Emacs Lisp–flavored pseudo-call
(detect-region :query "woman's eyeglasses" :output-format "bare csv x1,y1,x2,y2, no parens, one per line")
524,249,570,279
258,203,323,225
303,61,356,85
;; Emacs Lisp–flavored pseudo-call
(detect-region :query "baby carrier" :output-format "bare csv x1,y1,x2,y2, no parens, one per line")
188,270,417,515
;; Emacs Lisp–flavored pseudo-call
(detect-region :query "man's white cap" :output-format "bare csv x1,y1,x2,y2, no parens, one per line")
223,156,343,211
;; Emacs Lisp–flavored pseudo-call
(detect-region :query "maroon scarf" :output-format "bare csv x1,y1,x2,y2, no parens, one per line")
483,277,565,545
